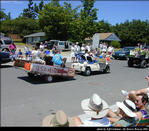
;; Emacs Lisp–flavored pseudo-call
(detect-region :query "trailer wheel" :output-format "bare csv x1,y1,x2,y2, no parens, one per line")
28,72,35,79
140,60,147,68
45,76,53,82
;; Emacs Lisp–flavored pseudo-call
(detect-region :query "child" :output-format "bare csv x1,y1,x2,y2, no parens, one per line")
17,49,23,59
24,44,29,60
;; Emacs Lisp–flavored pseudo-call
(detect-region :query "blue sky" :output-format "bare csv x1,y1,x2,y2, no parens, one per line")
1,0,149,25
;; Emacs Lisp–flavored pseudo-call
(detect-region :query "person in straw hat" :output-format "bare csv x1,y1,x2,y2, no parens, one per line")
73,93,111,127
42,110,76,127
107,99,137,127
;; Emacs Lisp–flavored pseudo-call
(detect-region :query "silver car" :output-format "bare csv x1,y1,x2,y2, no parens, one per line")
0,36,13,52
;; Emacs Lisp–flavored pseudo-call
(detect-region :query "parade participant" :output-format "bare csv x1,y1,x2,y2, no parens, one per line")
81,44,86,54
39,42,45,51
86,43,91,52
52,50,64,67
71,44,76,63
52,43,58,55
142,47,149,58
107,45,114,58
17,49,23,59
44,41,48,49
74,93,111,127
95,48,100,57
99,42,103,53
31,46,45,64
74,42,80,62
24,44,30,60
102,42,107,53
84,49,89,59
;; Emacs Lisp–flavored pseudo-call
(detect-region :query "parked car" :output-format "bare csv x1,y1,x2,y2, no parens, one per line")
0,51,12,64
112,46,136,60
0,36,14,52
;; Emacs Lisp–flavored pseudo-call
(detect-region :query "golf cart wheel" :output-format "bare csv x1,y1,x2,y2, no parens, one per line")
140,60,147,68
103,65,110,73
84,67,91,76
45,75,53,82
128,60,133,67
28,72,35,79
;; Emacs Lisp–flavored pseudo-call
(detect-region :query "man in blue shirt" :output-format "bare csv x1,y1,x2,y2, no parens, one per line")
52,50,63,66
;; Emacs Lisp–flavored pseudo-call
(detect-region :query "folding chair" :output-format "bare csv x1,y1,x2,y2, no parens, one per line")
78,55,86,63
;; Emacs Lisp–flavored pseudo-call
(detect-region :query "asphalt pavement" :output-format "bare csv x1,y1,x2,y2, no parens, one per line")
1,59,149,126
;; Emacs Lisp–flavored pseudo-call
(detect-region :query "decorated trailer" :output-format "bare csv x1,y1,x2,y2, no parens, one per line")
14,60,75,82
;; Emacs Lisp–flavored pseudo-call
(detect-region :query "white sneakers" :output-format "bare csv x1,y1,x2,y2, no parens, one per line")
121,90,129,97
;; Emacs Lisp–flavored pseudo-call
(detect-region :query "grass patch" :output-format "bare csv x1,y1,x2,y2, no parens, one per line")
14,42,25,46
14,42,33,50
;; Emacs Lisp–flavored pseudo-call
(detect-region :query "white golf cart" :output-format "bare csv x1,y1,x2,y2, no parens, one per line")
71,55,110,76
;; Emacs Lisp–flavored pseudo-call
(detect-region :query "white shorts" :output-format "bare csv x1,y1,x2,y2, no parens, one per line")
71,52,75,57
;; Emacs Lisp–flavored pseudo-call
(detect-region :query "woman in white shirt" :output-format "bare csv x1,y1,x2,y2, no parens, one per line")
81,44,86,54
40,42,45,51
71,44,76,62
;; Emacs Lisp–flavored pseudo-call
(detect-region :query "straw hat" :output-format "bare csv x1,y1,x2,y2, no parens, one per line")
81,93,109,118
42,110,76,127
116,99,137,117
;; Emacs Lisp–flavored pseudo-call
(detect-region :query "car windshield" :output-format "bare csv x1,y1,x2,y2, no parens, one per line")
123,47,135,51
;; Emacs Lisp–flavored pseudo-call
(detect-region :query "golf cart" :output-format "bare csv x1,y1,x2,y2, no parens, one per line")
71,54,110,76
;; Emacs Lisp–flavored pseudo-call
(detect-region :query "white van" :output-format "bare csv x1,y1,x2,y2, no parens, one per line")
0,36,13,52
47,40,72,51
58,41,72,50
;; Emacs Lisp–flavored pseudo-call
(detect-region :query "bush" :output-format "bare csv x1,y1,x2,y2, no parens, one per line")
109,41,121,48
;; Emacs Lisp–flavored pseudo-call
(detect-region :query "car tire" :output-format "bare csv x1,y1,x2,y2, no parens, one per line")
84,67,91,76
140,60,147,68
103,65,110,73
114,57,117,60
128,60,133,67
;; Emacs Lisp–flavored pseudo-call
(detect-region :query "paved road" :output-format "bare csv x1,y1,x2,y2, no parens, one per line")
1,60,148,126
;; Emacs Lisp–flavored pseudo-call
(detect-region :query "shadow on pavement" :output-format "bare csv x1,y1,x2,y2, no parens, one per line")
76,71,110,76
123,65,149,69
0,65,13,68
17,76,76,85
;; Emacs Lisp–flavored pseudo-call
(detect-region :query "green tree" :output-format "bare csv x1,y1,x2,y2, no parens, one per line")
98,20,112,33
0,9,8,21
22,0,44,19
70,0,99,43
112,20,149,47
1,17,40,37
39,1,78,41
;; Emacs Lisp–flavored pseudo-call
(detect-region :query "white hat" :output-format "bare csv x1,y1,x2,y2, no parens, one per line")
116,99,137,118
81,93,109,118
